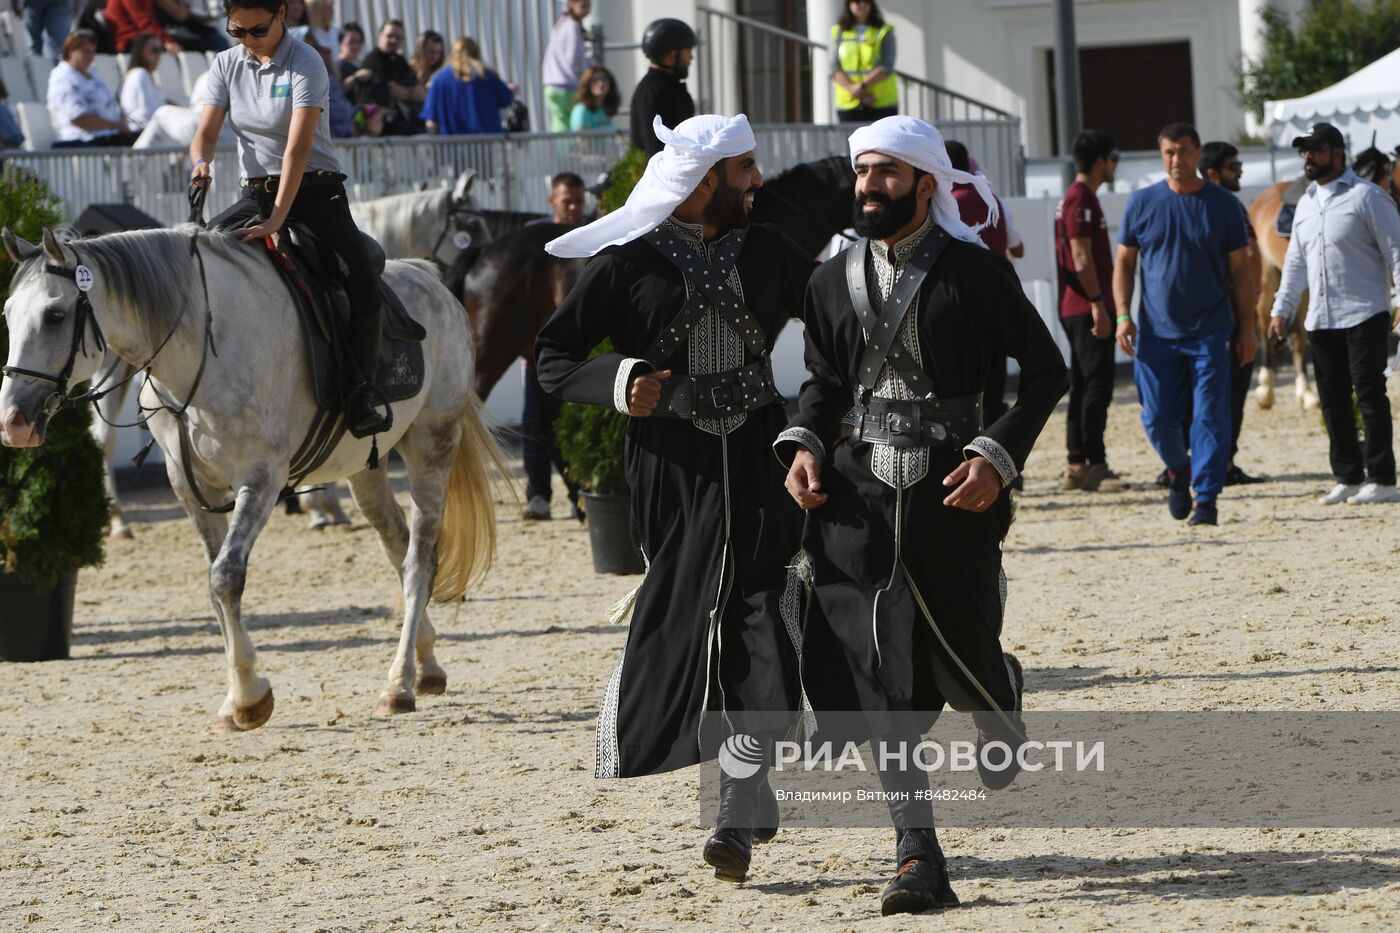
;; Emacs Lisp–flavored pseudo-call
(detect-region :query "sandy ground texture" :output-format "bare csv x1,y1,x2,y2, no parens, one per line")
3,373,1400,932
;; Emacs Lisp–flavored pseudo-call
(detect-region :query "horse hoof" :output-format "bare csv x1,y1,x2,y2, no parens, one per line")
1254,389,1274,410
374,692,416,717
1302,393,1321,411
416,672,447,695
110,526,135,541
215,688,275,732
307,517,331,530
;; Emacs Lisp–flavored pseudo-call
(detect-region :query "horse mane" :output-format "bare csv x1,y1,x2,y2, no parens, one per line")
1352,146,1392,186
31,226,265,350
766,154,855,193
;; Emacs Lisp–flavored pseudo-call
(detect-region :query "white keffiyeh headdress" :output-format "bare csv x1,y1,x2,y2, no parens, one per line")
545,113,757,258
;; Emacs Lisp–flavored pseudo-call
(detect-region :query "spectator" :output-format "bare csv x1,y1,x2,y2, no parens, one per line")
420,36,512,136
411,30,445,87
304,0,338,64
105,0,226,53
569,64,617,131
355,19,426,135
1270,123,1400,505
120,32,180,129
305,34,354,138
970,154,1024,258
0,81,25,149
48,30,140,148
1056,129,1125,492
133,69,228,147
74,0,118,53
541,0,593,132
22,0,74,60
1113,123,1255,526
1198,139,1265,487
338,21,365,75
630,18,695,156
520,172,588,519
284,0,305,29
831,0,897,123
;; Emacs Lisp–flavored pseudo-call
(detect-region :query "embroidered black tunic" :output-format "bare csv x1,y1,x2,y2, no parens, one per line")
536,219,816,778
775,219,1067,733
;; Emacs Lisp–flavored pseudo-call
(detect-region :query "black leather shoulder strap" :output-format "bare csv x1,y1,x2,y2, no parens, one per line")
848,228,951,394
641,225,766,364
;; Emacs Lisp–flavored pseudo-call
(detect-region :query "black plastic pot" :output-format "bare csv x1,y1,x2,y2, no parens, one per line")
0,569,76,662
581,491,644,575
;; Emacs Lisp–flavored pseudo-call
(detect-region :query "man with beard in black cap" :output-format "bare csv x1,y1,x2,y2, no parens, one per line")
775,116,1066,915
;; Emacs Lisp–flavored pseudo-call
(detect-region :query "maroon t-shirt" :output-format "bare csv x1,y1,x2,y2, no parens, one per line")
951,183,1009,256
1055,180,1115,319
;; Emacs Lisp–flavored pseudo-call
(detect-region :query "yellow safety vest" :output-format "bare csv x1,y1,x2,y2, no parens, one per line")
832,23,897,110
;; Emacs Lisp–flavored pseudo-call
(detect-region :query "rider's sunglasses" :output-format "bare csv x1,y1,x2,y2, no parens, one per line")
226,18,275,39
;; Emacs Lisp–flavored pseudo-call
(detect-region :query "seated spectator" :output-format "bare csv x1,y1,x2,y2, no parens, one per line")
120,32,180,129
48,30,140,148
105,0,227,53
421,37,513,136
411,30,445,87
24,0,74,60
133,70,232,148
0,81,26,149
338,21,365,77
569,65,618,131
304,34,355,138
306,0,339,66
355,19,426,136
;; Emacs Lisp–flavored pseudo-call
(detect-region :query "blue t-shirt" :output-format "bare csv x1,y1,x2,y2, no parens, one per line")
421,67,514,135
1118,180,1249,339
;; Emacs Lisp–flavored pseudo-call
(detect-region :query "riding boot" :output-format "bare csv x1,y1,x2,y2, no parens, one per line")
345,312,392,438
703,769,761,882
753,773,780,844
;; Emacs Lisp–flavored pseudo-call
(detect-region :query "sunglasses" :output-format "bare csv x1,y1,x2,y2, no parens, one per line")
226,18,275,39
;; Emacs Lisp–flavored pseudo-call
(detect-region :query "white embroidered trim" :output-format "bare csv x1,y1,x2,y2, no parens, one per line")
774,426,825,464
965,436,1018,486
594,644,627,778
613,358,646,415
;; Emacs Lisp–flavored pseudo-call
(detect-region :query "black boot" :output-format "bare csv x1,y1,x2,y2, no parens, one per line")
345,313,392,438
880,828,959,915
703,770,759,882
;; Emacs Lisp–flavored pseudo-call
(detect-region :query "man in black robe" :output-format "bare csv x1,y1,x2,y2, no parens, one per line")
775,116,1067,915
536,113,816,884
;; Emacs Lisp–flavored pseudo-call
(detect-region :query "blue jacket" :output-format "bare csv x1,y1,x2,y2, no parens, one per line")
422,67,513,135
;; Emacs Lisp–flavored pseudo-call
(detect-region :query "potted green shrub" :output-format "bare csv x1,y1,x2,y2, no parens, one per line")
0,171,109,661
555,340,644,575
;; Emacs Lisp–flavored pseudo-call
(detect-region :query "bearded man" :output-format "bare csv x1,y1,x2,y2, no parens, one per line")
774,116,1067,915
536,114,816,883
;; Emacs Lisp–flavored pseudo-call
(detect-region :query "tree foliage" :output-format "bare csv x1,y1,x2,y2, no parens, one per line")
0,170,109,588
1238,1,1400,122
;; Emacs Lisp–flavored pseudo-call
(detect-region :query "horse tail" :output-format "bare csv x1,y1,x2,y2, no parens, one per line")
431,394,515,603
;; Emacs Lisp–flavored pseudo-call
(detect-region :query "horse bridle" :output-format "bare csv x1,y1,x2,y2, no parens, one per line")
1,263,108,417
429,197,480,266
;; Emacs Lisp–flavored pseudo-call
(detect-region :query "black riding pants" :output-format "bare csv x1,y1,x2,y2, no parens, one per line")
210,179,381,326
1063,314,1116,465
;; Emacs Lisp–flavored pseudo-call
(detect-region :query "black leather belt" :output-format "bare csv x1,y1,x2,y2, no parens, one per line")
656,357,780,420
843,393,983,448
241,170,346,193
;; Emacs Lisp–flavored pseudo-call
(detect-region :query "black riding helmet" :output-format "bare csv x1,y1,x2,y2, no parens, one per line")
642,18,697,63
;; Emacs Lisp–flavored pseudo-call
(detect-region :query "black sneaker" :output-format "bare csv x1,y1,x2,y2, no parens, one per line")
1168,470,1192,520
1155,467,1171,488
1187,502,1218,526
880,858,960,915
1224,465,1265,486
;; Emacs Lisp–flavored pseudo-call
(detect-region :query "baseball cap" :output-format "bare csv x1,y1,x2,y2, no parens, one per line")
1291,123,1345,151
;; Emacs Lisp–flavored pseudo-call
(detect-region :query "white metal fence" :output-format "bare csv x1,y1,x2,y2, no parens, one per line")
2,120,1025,224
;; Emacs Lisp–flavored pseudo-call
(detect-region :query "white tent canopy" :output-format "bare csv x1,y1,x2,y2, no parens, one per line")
1266,46,1400,150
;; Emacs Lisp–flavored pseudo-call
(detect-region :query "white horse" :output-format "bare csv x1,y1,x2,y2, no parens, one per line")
91,170,491,539
1,225,505,728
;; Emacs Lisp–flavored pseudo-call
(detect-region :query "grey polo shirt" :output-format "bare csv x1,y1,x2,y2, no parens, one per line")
205,33,342,179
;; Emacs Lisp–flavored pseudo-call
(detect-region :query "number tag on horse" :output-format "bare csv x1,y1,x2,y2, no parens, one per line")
452,231,473,250
74,265,94,292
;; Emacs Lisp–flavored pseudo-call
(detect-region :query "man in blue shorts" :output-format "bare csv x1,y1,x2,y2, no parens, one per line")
1112,122,1256,526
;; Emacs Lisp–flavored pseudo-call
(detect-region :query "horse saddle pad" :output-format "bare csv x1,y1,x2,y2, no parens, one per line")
265,224,428,412
1274,175,1310,239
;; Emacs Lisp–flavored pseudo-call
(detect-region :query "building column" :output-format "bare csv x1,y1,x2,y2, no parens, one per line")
808,0,837,125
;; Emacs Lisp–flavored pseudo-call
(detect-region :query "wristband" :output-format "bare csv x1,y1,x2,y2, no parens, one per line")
1115,315,1131,324
194,158,208,166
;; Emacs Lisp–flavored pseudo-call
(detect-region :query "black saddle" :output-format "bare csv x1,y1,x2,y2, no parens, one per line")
264,222,428,481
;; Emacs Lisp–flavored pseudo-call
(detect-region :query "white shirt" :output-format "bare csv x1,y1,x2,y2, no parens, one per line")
120,68,165,129
1315,177,1342,208
47,60,122,142
1272,169,1400,331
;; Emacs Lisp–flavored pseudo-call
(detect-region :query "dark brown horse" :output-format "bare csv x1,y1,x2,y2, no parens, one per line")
459,155,858,399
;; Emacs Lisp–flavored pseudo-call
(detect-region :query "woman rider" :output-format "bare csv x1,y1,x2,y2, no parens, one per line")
190,0,390,438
